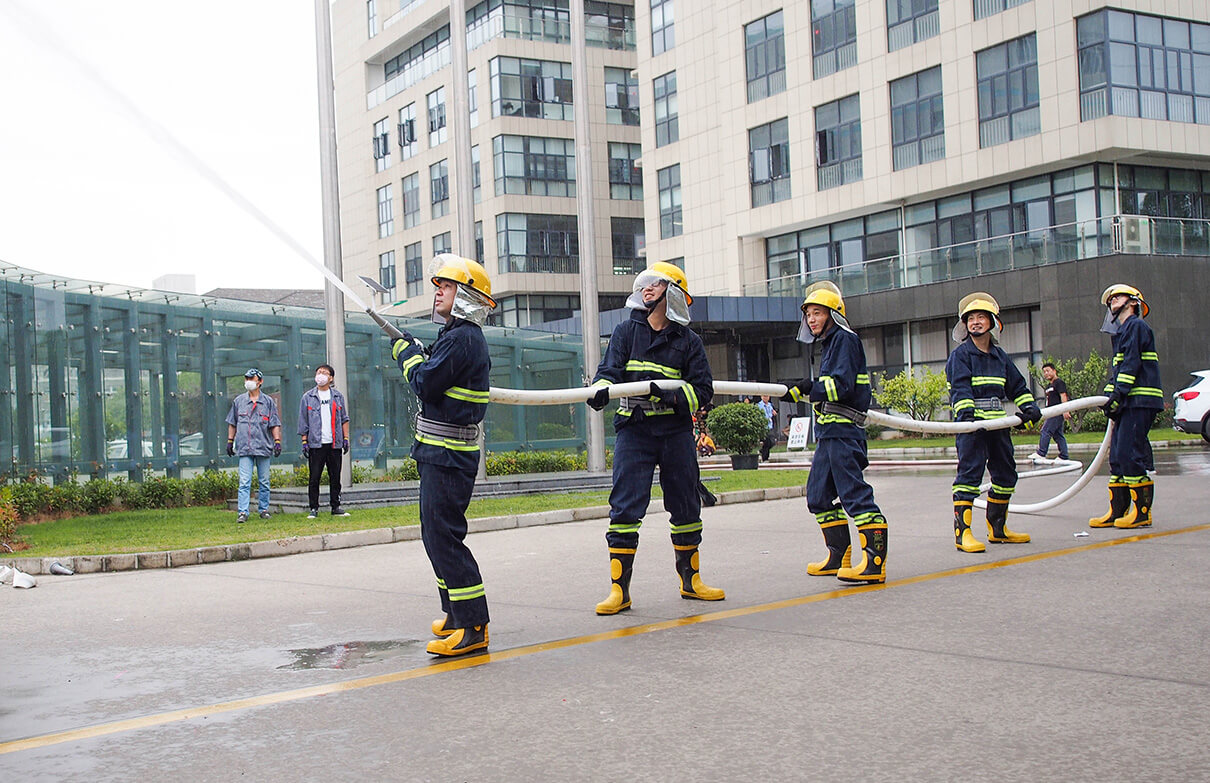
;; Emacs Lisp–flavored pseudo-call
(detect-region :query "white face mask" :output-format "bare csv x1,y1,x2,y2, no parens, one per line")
244,380,259,391
315,374,330,386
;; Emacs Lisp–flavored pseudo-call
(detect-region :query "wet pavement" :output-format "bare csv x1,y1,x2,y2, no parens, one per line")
1,456,1208,781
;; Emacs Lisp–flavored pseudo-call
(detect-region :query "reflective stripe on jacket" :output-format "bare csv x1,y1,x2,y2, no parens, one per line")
1105,315,1163,409
946,339,1032,421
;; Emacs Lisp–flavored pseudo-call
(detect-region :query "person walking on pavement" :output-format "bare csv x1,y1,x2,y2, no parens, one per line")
757,394,777,462
298,364,351,518
782,282,888,584
1031,362,1070,463
587,262,724,615
1089,284,1163,529
225,368,282,524
946,293,1042,552
391,254,495,657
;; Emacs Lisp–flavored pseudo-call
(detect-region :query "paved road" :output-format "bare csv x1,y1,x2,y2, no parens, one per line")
2,467,1208,781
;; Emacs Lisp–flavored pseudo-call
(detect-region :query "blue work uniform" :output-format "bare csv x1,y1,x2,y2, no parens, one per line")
786,324,880,526
593,309,713,550
1104,314,1163,482
225,392,281,457
946,338,1034,503
297,386,350,512
395,319,491,628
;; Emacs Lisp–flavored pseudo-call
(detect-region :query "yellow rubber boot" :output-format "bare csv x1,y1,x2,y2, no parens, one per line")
1114,481,1154,529
807,515,852,576
954,501,986,553
425,624,488,657
986,495,1030,543
431,615,455,638
595,548,635,615
837,520,887,584
1089,482,1130,527
675,545,725,601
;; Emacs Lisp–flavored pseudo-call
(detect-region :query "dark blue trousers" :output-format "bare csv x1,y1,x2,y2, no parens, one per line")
1109,408,1157,480
953,429,1016,501
806,437,881,520
1036,416,1068,459
607,424,702,549
417,460,488,627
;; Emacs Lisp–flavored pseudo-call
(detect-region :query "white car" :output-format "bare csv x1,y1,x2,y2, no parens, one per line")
1173,370,1210,443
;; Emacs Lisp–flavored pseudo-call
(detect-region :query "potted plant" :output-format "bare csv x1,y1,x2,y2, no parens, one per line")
706,403,768,470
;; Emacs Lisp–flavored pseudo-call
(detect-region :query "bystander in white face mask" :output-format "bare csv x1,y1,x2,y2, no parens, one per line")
244,380,258,391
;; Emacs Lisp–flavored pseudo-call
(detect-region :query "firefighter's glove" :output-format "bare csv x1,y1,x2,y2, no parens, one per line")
342,439,350,455
226,439,235,457
1102,390,1126,421
780,385,800,403
649,382,689,415
955,409,976,424
1018,404,1043,427
273,441,282,457
586,387,610,411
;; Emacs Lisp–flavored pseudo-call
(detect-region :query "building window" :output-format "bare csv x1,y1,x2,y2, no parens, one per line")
475,221,484,264
404,242,423,298
764,211,901,295
974,0,1031,22
402,172,420,229
887,0,938,52
378,250,396,297
586,1,636,51
433,232,452,256
492,135,576,197
608,142,643,200
651,0,674,55
468,69,479,128
653,71,678,146
891,66,945,170
376,184,394,238
467,0,572,49
749,118,790,207
472,145,482,204
605,67,640,125
815,94,862,190
812,0,857,79
495,213,580,274
658,164,682,238
977,34,1040,147
490,56,575,121
382,26,450,94
427,87,447,147
611,217,646,275
490,294,581,328
372,117,391,172
430,160,449,219
745,11,785,103
1078,9,1210,125
368,0,378,38
398,103,418,160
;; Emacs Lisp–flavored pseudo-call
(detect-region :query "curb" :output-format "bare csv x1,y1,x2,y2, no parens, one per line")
5,486,805,576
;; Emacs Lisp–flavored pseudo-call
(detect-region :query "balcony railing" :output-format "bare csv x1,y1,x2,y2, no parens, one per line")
745,214,1210,299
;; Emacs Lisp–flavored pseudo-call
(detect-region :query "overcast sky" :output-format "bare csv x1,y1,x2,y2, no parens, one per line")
0,0,327,294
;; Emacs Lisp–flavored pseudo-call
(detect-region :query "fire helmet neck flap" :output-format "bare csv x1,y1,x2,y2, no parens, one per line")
1099,283,1149,335
951,292,1003,343
428,254,497,326
796,281,853,344
625,261,692,325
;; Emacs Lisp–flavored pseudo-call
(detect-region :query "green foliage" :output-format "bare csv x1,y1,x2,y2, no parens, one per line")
486,449,588,476
1151,407,1174,430
536,422,574,440
79,478,119,514
873,366,949,423
1081,409,1108,432
1030,351,1109,433
351,464,376,484
9,481,51,519
187,470,239,505
706,403,768,455
383,460,421,482
139,477,188,509
0,487,19,549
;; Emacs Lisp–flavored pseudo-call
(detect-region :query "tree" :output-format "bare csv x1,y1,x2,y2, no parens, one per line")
1029,351,1109,433
872,366,949,424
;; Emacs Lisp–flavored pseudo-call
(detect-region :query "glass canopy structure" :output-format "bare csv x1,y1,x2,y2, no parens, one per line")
0,261,586,483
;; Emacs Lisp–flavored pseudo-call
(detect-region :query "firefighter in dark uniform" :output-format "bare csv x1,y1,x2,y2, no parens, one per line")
391,254,495,657
782,282,887,583
587,262,724,615
946,292,1042,553
1089,284,1163,529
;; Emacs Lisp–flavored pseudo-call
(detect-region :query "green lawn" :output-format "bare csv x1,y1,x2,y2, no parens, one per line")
5,470,808,559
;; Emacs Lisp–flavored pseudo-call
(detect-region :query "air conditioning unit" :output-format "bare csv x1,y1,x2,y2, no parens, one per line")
1121,216,1152,254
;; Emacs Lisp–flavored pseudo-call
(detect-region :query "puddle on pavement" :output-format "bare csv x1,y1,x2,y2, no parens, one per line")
278,640,422,671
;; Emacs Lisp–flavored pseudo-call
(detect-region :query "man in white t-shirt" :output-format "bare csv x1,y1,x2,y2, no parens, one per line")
297,363,351,518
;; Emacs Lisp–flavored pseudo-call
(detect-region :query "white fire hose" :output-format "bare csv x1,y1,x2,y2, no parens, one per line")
487,380,1111,514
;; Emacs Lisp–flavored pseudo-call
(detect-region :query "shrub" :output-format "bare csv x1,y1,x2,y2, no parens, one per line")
79,479,119,514
1081,409,1108,432
536,422,574,440
873,366,949,423
1151,407,1174,430
382,460,420,482
187,470,238,504
706,403,768,455
0,487,19,549
351,464,376,484
139,477,188,509
9,481,51,519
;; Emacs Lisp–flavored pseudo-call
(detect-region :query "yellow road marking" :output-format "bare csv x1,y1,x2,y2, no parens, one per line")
3,522,1206,755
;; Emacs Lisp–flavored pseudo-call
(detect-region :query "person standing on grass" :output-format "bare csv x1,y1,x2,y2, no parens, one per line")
225,368,282,524
298,364,351,519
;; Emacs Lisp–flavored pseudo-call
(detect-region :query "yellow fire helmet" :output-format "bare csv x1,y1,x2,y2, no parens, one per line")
1101,283,1149,318
797,280,852,344
626,261,692,325
427,254,497,325
951,291,1003,343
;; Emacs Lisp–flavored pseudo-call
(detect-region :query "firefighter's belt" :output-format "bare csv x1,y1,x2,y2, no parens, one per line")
618,396,671,413
819,401,868,426
414,415,480,443
972,397,1004,411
